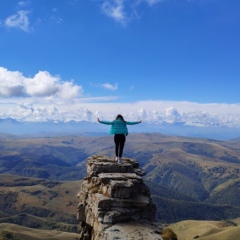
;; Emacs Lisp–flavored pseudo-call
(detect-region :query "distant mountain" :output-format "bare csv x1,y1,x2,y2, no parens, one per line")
1,118,240,140
0,118,105,136
1,133,240,224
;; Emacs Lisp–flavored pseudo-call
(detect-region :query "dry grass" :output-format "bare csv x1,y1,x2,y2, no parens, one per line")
0,174,81,215
0,174,82,234
169,219,240,240
0,223,79,240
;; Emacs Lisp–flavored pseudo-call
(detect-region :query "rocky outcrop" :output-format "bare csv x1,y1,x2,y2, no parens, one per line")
77,155,165,240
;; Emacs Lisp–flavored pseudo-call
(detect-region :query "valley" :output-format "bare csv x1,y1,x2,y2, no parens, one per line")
0,133,240,239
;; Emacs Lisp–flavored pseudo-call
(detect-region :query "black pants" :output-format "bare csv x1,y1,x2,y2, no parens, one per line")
114,134,126,158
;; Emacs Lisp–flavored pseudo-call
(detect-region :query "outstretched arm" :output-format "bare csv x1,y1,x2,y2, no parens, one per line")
97,118,113,125
126,120,142,125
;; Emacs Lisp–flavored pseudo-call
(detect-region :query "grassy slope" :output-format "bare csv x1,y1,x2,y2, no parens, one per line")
0,223,79,240
0,174,81,232
169,219,240,240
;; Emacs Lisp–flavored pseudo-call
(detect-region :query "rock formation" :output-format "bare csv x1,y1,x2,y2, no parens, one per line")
77,155,167,240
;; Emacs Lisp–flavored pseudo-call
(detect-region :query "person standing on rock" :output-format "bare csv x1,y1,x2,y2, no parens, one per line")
97,114,142,164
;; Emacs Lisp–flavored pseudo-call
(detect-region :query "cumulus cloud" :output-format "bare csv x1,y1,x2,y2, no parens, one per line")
1,70,240,128
57,81,81,98
1,97,240,128
0,67,82,99
5,10,31,32
0,67,25,97
165,107,181,123
25,72,60,97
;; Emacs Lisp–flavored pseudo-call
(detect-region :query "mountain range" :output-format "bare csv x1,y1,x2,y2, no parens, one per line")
1,132,240,221
1,118,240,140
1,132,240,239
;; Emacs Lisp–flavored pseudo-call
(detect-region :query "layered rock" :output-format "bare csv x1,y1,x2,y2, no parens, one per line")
77,155,164,240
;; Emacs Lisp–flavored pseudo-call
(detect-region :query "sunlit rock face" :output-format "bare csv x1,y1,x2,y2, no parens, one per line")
77,155,164,240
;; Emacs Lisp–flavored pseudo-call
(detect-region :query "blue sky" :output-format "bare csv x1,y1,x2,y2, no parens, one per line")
0,0,240,126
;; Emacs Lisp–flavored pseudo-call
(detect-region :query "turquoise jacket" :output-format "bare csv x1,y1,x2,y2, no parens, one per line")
99,118,139,135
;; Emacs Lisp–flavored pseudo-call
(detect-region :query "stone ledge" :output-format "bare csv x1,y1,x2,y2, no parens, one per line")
86,155,143,177
95,220,163,240
98,172,142,181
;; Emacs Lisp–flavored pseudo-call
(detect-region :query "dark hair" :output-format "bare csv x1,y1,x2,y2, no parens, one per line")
115,114,126,122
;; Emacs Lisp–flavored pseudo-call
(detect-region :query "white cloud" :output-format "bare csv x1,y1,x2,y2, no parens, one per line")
18,1,31,7
101,0,127,24
25,71,60,97
101,83,118,91
100,0,166,24
51,16,63,24
1,68,240,128
145,0,165,6
57,81,81,98
5,10,31,32
0,67,82,99
1,98,240,128
165,107,181,123
51,8,63,24
0,67,25,97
